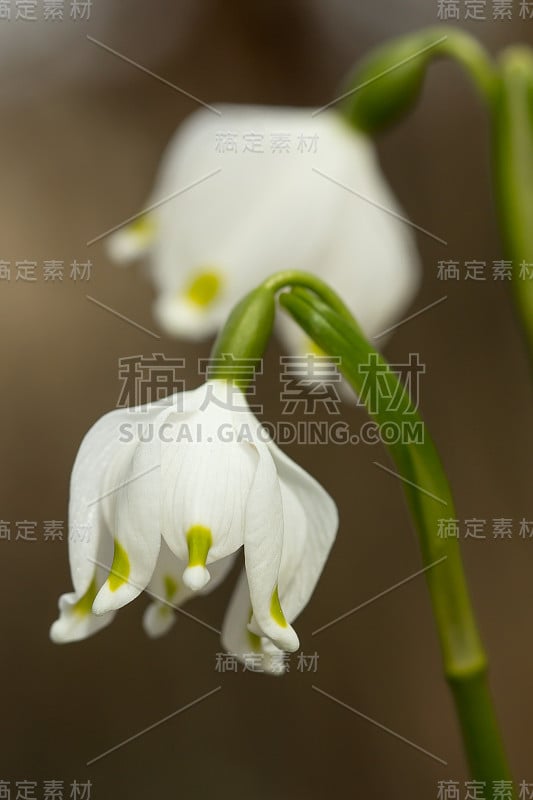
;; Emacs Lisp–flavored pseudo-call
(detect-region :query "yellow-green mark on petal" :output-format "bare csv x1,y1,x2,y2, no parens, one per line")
270,586,288,628
163,575,178,601
73,577,98,617
247,630,262,652
186,525,212,567
108,540,130,591
184,269,223,308
129,214,156,238
247,607,261,652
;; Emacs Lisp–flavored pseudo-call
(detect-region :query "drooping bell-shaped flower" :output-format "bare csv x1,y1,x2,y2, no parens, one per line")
107,104,421,349
50,380,338,673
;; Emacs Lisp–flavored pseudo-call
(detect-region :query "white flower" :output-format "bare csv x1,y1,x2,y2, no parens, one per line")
50,380,338,674
107,104,421,348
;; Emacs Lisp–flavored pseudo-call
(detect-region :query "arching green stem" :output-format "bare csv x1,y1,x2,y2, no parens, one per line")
263,270,356,323
278,280,512,792
341,28,533,366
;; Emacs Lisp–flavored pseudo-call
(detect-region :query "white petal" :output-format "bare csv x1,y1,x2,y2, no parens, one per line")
154,290,227,341
52,403,160,643
50,592,116,644
278,481,308,600
221,571,288,675
50,528,115,643
92,393,206,615
267,440,338,625
276,130,421,351
106,216,156,265
64,392,195,606
68,406,138,599
145,107,359,325
143,541,237,638
244,442,299,652
160,382,257,567
92,434,162,615
142,541,191,638
52,389,206,638
143,599,178,639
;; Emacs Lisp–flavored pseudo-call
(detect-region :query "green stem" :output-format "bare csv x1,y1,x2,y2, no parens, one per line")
450,673,512,785
264,270,356,323
209,285,276,387
492,47,533,366
435,27,497,104
275,276,512,790
342,27,533,365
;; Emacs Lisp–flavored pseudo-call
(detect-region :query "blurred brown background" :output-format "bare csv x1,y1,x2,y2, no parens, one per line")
0,1,532,798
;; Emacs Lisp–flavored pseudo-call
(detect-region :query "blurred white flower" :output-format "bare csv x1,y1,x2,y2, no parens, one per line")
107,104,421,349
50,380,338,674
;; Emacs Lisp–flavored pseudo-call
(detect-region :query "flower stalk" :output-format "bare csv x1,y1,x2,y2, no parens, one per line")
209,285,276,387
492,46,533,366
251,271,513,791
340,27,533,368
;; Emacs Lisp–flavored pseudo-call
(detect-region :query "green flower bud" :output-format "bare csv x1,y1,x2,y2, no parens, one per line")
340,27,495,134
